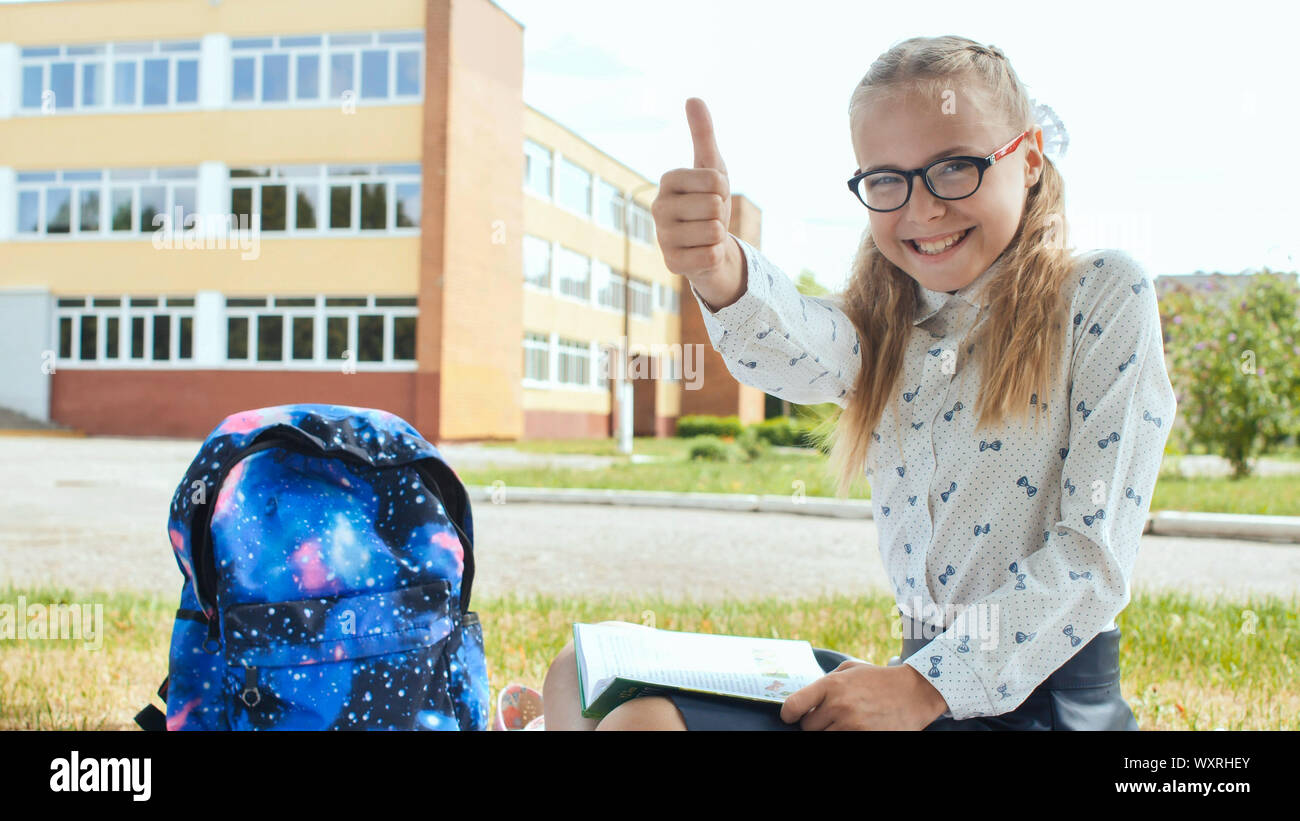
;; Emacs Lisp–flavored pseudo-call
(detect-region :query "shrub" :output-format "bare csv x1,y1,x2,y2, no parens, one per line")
676,414,744,438
688,435,737,462
752,416,802,447
735,426,769,461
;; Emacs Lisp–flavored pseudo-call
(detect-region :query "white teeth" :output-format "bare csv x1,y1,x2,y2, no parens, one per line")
912,229,968,254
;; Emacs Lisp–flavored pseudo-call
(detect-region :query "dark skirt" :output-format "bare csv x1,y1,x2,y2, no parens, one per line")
657,648,856,731
657,620,1139,731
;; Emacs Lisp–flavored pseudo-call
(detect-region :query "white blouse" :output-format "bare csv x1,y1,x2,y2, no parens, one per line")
689,235,1177,720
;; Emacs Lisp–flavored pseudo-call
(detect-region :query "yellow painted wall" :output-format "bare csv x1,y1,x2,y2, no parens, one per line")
0,0,425,43
2,108,423,171
432,0,526,440
1,237,421,294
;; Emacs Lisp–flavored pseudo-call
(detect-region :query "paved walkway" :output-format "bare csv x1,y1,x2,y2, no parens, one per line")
1,436,1296,603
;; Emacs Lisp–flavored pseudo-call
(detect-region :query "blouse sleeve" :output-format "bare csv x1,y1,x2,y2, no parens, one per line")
688,234,863,408
902,249,1177,720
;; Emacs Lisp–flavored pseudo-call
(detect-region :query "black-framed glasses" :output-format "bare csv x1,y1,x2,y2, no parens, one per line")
847,129,1032,212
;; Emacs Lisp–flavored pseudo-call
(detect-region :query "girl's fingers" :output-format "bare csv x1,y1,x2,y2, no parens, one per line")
654,192,727,223
659,167,728,196
667,219,729,249
670,243,728,277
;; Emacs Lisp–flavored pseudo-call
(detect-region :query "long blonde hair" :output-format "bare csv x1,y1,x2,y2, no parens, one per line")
817,35,1075,499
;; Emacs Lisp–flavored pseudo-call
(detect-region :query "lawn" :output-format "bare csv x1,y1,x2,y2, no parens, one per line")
458,438,1300,516
2,585,1295,731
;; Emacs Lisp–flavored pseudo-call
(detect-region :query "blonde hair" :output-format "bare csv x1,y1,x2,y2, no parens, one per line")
817,35,1074,499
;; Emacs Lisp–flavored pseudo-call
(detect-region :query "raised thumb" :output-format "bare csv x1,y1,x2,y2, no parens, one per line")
686,97,727,175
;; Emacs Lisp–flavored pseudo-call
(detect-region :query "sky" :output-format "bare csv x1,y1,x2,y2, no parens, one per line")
6,0,1298,290
491,0,1299,290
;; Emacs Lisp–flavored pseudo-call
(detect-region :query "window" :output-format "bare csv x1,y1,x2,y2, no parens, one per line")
556,158,592,216
223,295,417,367
557,247,591,301
523,235,551,289
557,337,591,386
524,140,552,197
523,332,549,382
52,295,195,366
629,202,655,243
654,282,681,314
628,277,653,319
392,315,416,360
229,164,420,234
595,261,625,311
230,30,422,107
18,40,199,114
15,168,198,238
595,180,625,232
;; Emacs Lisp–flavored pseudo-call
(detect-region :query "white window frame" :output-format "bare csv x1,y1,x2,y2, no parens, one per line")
555,156,592,218
628,276,653,320
556,245,591,304
227,163,421,236
522,233,552,291
556,335,592,388
522,330,550,387
596,262,626,313
228,30,423,109
628,201,655,244
221,295,417,370
594,179,624,232
524,139,553,200
52,296,196,368
15,167,200,239
18,39,202,115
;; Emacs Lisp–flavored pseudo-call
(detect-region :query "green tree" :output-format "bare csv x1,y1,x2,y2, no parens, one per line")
796,269,829,297
1161,270,1300,478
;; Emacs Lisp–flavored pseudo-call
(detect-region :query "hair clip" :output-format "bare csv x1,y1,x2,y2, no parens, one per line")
1030,97,1069,162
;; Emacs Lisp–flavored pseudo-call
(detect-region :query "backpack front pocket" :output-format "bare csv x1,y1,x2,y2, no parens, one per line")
221,581,458,730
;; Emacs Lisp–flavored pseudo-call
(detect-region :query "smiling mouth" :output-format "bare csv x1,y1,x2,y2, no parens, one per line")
907,227,973,256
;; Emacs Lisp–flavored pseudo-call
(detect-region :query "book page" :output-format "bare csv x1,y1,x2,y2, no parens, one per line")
575,623,827,707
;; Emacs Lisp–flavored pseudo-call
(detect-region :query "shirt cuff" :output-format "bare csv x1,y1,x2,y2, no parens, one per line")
687,234,773,355
902,633,996,721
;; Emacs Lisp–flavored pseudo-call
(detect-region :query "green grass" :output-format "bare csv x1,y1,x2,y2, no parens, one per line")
1149,473,1300,516
459,452,839,496
3,585,1295,730
456,438,1300,514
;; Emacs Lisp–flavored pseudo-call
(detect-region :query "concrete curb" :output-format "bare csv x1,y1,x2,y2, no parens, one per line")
464,485,1300,545
1148,511,1300,544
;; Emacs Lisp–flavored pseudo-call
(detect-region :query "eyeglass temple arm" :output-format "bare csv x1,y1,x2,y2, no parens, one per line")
986,128,1032,166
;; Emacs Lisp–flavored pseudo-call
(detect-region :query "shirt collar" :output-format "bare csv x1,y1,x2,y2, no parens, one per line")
912,251,1009,325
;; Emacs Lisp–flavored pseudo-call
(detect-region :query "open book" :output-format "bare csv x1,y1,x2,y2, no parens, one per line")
573,622,830,720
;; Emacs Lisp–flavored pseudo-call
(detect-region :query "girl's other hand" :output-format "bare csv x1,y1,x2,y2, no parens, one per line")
779,661,950,730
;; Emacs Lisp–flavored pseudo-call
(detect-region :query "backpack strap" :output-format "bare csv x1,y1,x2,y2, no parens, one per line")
134,675,171,731
134,704,167,732
414,458,475,614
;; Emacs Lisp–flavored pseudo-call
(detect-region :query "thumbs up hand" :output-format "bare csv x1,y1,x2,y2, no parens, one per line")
652,98,744,305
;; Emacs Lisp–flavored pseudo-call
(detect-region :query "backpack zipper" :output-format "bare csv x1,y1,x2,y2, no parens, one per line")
240,665,261,707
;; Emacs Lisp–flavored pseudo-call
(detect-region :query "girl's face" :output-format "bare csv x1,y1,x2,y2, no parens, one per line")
851,86,1045,293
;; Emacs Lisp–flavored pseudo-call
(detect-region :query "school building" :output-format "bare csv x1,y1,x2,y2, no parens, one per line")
0,0,771,441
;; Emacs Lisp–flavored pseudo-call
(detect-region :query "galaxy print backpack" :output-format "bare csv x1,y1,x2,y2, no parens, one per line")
134,404,489,731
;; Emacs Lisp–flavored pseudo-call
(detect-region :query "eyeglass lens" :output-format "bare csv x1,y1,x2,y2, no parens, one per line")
855,159,981,210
